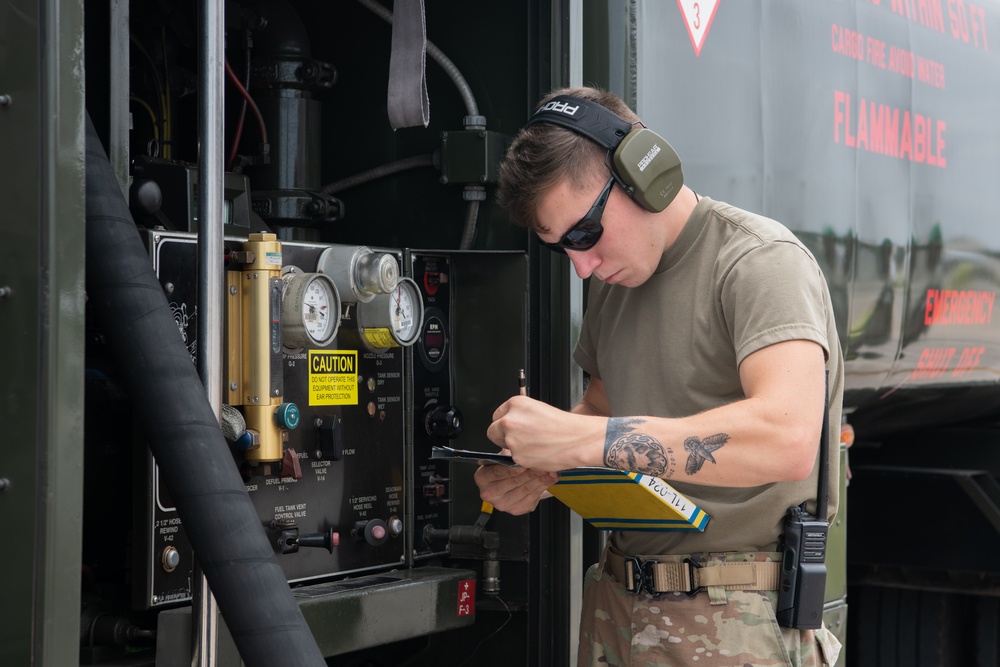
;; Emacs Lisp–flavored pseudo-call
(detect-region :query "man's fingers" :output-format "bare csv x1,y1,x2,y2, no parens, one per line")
476,467,551,514
491,399,512,422
486,419,506,449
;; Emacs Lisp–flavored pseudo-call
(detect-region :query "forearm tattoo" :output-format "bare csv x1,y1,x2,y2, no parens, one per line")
683,433,730,475
604,417,676,478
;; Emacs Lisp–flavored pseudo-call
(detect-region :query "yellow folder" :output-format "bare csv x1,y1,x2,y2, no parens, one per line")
549,469,710,531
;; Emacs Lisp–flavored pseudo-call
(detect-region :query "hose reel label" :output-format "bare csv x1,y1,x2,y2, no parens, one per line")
308,350,358,405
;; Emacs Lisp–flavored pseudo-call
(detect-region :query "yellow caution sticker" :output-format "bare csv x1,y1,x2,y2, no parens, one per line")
362,327,400,350
308,350,358,406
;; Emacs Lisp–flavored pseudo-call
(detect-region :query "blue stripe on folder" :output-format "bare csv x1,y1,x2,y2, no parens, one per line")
555,478,634,484
587,511,710,531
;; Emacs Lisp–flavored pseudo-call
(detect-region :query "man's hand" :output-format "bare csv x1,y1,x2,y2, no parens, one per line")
486,395,605,471
474,463,557,515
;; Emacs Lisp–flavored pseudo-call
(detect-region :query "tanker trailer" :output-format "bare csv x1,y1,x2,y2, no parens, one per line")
629,1,1000,663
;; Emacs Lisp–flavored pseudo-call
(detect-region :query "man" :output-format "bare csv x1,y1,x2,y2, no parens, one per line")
476,87,844,666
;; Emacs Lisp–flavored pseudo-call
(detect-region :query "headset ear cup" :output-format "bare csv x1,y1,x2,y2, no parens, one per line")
613,128,684,212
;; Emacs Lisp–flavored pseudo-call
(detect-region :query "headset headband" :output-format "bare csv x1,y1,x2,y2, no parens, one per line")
525,96,633,150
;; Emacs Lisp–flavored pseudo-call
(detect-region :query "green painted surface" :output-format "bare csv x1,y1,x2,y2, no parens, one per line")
0,0,86,664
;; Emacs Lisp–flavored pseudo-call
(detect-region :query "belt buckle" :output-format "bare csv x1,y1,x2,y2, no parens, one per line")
683,557,703,598
624,556,703,596
623,557,651,594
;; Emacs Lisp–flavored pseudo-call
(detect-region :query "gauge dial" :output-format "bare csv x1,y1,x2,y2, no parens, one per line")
357,277,424,351
282,272,341,348
389,278,420,344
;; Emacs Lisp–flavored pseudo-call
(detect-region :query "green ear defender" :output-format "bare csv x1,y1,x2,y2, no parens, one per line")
526,96,683,213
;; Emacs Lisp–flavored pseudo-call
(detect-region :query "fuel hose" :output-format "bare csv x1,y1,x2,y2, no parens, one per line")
84,113,326,667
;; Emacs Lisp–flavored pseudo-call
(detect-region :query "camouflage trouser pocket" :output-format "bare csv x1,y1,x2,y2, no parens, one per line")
770,592,842,667
812,624,842,666
578,563,840,667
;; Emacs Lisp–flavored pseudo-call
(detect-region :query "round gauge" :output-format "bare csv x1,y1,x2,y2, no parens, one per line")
282,271,341,349
357,277,424,351
388,277,421,344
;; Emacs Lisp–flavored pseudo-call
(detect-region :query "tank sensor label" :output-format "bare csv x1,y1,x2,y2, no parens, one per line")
308,350,358,405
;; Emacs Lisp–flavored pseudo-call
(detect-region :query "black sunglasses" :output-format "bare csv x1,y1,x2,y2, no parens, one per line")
540,175,616,253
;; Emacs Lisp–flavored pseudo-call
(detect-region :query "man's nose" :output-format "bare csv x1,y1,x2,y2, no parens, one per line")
568,250,600,279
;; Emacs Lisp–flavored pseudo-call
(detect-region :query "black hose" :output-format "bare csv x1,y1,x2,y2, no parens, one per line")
84,114,326,667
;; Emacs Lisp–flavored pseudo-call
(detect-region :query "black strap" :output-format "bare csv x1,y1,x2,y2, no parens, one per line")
525,96,633,150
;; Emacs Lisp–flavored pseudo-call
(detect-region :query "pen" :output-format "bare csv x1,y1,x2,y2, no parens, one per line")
518,368,526,396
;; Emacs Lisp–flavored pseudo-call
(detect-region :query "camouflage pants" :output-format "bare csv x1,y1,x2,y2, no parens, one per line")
578,554,841,667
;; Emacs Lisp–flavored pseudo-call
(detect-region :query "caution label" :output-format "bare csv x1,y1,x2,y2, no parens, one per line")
308,350,358,406
362,327,400,351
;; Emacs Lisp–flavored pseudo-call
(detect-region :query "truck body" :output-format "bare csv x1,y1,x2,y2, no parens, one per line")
2,0,999,665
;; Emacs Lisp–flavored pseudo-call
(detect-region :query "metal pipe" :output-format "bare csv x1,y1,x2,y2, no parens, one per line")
109,0,130,196
195,0,226,663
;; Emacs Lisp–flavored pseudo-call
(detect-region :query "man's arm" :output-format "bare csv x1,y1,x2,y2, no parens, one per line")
488,339,827,488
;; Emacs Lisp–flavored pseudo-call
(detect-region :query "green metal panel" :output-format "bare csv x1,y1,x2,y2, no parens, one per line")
0,0,86,665
296,568,478,657
825,447,849,603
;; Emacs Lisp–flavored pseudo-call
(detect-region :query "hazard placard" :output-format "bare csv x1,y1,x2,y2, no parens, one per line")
676,0,719,57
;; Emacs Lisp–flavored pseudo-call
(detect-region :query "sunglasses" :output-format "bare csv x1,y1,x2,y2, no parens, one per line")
540,175,616,253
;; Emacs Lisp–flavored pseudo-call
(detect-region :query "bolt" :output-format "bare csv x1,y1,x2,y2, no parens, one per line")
0,94,11,107
0,286,11,299
0,478,10,491
164,282,175,295
230,381,238,391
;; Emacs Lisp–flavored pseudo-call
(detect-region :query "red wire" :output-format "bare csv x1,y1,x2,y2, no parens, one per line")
225,59,268,154
228,101,247,170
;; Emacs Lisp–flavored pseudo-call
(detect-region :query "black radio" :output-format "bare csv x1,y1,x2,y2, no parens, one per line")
776,504,829,629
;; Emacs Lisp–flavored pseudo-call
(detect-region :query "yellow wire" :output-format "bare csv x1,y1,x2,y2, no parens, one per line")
129,95,160,142
129,33,167,156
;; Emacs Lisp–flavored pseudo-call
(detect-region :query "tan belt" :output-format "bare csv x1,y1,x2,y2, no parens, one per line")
604,545,782,596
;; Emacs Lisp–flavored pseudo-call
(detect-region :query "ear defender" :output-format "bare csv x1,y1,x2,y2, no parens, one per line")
525,95,684,213
612,128,683,213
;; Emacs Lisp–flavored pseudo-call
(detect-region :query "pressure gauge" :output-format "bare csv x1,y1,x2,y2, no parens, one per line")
357,277,424,351
282,271,341,349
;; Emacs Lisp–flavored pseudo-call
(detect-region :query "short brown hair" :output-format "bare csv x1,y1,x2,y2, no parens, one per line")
496,87,640,231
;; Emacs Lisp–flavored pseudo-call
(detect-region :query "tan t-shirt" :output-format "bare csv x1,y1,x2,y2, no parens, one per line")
574,197,844,555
